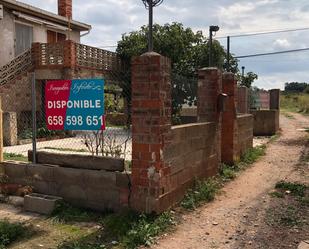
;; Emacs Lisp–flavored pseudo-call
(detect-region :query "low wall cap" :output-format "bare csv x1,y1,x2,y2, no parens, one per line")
141,51,161,57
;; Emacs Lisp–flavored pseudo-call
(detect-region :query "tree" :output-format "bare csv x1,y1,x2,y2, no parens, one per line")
284,82,308,93
239,72,258,88
116,22,239,119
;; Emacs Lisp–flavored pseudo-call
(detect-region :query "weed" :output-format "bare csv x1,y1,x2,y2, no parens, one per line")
59,210,175,249
181,179,219,210
0,220,28,248
240,145,266,165
220,164,237,181
269,191,284,198
51,201,100,223
4,152,28,162
275,181,307,197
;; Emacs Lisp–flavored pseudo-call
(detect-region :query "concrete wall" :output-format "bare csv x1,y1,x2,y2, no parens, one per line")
251,110,280,136
2,161,130,211
0,8,15,67
162,122,219,205
237,114,253,158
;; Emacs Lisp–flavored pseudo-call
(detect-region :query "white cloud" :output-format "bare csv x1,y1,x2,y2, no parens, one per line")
273,39,291,49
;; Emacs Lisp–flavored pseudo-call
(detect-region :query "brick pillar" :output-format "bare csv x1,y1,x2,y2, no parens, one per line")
221,72,238,165
63,40,76,69
197,68,222,122
269,89,280,110
131,52,172,213
197,67,222,165
237,86,249,114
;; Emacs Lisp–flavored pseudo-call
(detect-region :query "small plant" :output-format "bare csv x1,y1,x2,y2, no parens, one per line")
275,181,307,197
181,179,219,210
269,191,284,198
240,145,266,165
51,201,99,223
220,164,237,181
0,220,27,248
4,152,28,162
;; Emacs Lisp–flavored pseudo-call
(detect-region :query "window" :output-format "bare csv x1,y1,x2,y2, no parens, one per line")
15,23,33,56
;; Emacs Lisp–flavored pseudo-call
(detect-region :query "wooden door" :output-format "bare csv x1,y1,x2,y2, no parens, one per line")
47,30,57,43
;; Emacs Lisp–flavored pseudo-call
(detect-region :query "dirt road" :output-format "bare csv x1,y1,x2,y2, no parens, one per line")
152,113,309,249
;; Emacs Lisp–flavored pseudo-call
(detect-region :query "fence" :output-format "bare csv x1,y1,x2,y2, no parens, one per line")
2,69,132,162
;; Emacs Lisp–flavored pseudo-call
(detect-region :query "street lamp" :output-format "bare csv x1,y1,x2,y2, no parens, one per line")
142,0,164,52
209,25,220,67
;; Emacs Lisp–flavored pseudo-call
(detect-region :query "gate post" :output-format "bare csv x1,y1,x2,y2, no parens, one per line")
197,67,222,171
221,72,238,165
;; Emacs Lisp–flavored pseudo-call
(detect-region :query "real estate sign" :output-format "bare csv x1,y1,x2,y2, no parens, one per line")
45,79,105,131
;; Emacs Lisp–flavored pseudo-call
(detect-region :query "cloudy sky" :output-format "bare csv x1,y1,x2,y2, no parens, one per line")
21,0,309,89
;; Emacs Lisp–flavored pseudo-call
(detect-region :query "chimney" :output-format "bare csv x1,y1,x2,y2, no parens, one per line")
58,0,72,19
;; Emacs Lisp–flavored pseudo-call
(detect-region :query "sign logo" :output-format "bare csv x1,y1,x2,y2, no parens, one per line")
45,79,105,131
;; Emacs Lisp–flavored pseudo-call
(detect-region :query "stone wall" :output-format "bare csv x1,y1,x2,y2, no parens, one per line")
237,114,254,158
251,110,280,136
2,161,130,211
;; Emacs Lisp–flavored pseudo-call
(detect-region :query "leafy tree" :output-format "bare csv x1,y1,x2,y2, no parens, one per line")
239,72,258,88
284,82,308,93
117,22,239,120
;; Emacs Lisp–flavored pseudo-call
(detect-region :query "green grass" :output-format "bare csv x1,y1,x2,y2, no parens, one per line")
0,220,28,248
58,210,175,249
275,181,307,197
4,152,28,162
43,147,88,153
181,179,219,210
50,201,100,223
281,93,309,113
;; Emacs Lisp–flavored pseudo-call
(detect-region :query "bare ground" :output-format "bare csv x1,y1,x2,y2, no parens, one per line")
152,113,309,249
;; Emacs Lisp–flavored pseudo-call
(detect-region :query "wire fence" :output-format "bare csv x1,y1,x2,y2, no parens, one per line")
171,72,198,125
3,69,132,162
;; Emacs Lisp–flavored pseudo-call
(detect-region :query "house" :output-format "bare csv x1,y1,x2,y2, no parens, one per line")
0,0,91,67
0,0,122,146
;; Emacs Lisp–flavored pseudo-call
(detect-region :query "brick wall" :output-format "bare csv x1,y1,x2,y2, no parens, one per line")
236,114,253,157
237,86,249,114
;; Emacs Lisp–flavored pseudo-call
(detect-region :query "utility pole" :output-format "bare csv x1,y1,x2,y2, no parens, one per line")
142,0,164,52
227,36,230,71
209,25,220,67
241,66,245,85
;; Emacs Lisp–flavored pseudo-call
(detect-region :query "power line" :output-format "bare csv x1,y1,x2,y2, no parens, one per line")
236,47,309,59
216,27,309,39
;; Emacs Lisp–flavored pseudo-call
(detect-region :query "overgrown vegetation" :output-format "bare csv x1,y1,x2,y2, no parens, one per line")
267,181,308,228
51,201,100,223
58,210,175,249
181,179,219,209
4,152,28,162
0,220,28,248
281,93,309,113
220,145,266,182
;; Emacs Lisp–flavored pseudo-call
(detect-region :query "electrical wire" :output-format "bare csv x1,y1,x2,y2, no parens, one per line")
236,47,309,58
216,27,309,39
